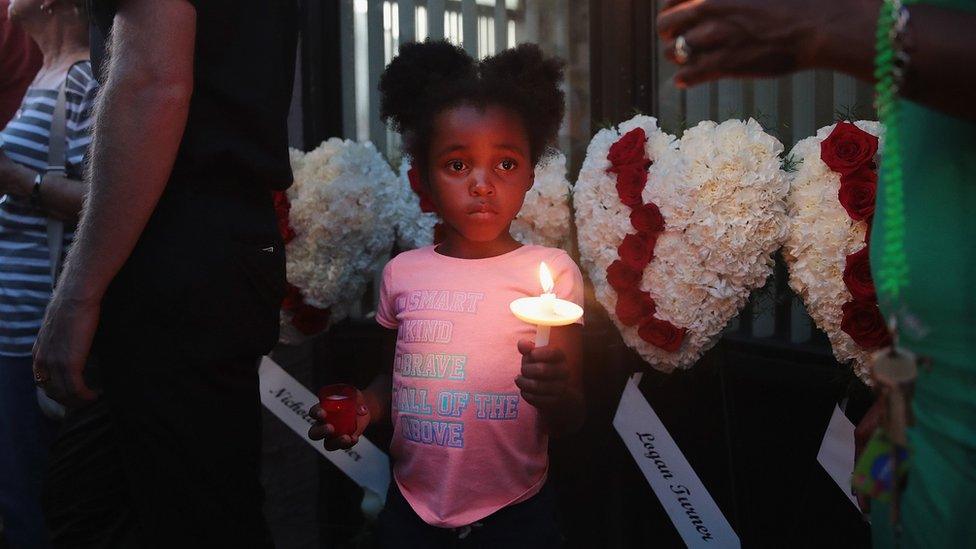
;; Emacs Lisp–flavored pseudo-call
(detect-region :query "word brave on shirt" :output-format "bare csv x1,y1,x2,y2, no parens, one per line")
395,353,467,380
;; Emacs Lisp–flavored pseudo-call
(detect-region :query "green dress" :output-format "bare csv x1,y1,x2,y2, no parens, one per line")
869,1,976,545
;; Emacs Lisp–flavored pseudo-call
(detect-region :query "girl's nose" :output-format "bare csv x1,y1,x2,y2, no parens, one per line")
469,170,495,196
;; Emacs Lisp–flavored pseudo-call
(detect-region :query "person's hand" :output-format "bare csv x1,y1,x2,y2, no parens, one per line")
656,0,876,88
854,397,884,513
308,390,371,451
32,294,100,408
515,339,572,409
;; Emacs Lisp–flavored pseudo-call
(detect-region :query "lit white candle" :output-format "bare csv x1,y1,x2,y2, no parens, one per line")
539,262,556,315
510,262,584,348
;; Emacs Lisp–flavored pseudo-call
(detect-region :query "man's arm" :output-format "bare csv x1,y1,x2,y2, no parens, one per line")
33,0,196,406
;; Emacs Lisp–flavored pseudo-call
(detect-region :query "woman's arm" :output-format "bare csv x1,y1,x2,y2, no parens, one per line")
0,158,85,221
656,0,976,121
516,323,585,437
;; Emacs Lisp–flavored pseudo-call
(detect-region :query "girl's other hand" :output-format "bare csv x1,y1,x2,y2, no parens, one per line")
307,390,371,451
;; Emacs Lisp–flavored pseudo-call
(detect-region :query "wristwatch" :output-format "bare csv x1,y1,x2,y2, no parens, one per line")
30,172,44,209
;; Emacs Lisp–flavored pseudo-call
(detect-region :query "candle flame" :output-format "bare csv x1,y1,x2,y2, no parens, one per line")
539,262,554,294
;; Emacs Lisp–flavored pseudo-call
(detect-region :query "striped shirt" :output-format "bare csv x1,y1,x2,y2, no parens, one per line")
0,61,98,356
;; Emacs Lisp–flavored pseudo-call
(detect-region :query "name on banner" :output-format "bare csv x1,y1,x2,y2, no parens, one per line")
636,432,713,542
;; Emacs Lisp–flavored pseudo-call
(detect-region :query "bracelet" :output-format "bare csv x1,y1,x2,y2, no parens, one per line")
30,172,44,210
891,4,912,92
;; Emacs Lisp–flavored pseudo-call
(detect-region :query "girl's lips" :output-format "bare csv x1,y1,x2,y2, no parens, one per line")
467,203,497,214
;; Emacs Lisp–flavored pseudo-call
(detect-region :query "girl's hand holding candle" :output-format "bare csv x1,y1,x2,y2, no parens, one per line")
308,383,371,450
510,262,586,433
515,339,574,410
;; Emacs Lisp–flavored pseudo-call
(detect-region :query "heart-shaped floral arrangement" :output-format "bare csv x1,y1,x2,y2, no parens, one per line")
574,116,788,371
783,121,891,380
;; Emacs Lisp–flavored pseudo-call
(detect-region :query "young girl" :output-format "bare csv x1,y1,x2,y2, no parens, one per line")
309,40,584,547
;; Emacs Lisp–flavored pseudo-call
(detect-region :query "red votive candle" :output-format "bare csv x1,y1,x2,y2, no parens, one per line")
318,383,358,438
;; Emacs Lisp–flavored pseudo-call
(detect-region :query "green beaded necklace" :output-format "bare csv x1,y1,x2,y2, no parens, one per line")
874,0,910,306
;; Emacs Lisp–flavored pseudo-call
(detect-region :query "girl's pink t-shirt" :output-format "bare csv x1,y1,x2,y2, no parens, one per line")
376,244,584,527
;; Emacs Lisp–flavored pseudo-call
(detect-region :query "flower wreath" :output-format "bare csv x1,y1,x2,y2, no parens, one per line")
276,140,400,342
784,121,891,380
575,116,788,371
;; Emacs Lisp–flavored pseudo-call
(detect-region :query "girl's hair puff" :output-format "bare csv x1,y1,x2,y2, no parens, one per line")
379,40,565,178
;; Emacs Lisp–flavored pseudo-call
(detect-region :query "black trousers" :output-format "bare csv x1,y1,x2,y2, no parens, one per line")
42,185,285,548
378,481,563,549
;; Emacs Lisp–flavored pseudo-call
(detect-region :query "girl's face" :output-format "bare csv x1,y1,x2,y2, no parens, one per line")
426,104,534,245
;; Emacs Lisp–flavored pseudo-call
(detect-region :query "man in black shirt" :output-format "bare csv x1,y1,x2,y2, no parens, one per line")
33,0,297,546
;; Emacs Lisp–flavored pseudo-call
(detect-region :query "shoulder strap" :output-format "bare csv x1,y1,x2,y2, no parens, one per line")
46,79,68,286
47,79,69,173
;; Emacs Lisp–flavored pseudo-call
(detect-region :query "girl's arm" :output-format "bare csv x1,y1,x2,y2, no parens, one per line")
516,323,585,437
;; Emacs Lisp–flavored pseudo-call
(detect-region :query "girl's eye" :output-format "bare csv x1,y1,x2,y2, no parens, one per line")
497,159,517,171
448,160,466,172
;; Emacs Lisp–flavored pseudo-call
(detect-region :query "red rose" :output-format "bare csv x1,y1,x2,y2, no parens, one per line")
630,202,665,235
821,122,879,175
291,304,332,336
608,128,648,167
408,165,437,213
615,290,657,327
618,233,657,270
272,190,295,244
838,168,877,221
637,316,686,352
841,300,892,349
606,260,642,291
843,247,876,301
613,163,648,208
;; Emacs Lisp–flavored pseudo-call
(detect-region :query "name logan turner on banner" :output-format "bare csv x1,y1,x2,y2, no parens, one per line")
614,376,738,547
636,432,714,542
